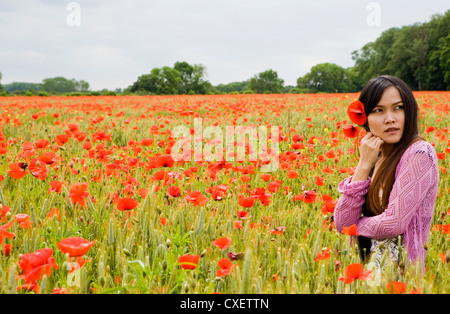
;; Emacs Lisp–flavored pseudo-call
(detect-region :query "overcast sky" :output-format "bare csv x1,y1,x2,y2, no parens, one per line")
0,0,448,90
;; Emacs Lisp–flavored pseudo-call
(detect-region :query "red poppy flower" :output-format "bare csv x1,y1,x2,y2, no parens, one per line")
292,134,304,142
69,183,89,207
321,199,337,215
260,174,274,182
34,139,50,149
185,191,208,207
24,263,55,282
13,213,32,228
29,158,48,180
0,205,11,222
238,195,256,208
4,243,12,256
342,224,360,236
250,187,272,206
56,237,96,257
13,213,30,223
82,141,92,150
48,181,65,194
212,237,232,250
287,170,298,179
18,248,56,275
293,189,317,203
216,258,237,277
178,254,200,270
47,208,62,221
117,197,139,211
267,180,282,193
38,152,59,165
347,101,366,125
338,263,372,284
236,210,249,219
315,176,325,186
0,220,16,245
343,124,360,138
55,134,70,146
156,154,174,168
386,281,407,294
167,186,181,198
8,162,28,179
211,189,225,201
315,247,331,262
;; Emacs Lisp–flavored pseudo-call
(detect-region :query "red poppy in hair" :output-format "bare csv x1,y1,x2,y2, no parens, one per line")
347,100,366,125
343,124,360,138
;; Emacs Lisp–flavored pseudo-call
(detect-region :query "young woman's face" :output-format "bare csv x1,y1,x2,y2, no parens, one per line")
367,86,405,147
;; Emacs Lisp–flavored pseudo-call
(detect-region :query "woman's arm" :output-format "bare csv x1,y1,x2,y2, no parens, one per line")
335,145,437,238
355,149,437,239
333,176,371,233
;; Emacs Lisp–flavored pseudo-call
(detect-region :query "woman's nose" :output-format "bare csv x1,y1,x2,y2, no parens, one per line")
385,111,395,123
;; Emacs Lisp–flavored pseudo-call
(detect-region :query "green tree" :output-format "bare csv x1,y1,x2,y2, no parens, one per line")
128,61,212,95
0,71,3,92
215,80,250,93
40,77,90,94
440,33,450,89
249,69,284,94
351,10,449,90
297,63,355,93
73,79,90,92
189,64,212,94
174,61,194,94
3,82,42,92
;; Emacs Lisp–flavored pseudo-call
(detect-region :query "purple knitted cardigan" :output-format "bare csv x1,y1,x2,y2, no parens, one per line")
334,140,439,268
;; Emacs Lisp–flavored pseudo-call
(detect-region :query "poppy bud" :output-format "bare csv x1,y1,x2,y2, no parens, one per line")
123,249,131,256
162,260,168,271
200,249,208,258
166,239,172,248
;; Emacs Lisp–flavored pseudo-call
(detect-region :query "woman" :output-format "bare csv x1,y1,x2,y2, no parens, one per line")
334,75,439,273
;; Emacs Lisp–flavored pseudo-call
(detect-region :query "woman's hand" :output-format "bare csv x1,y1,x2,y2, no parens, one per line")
358,132,384,169
350,132,384,183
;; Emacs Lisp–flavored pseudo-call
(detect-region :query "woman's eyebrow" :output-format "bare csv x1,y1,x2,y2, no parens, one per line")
374,100,403,108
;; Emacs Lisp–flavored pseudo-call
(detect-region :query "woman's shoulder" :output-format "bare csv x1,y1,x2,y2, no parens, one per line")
399,140,438,168
405,140,436,156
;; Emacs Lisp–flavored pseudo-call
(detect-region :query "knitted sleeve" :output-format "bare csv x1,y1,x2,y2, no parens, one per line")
334,141,438,239
333,176,371,232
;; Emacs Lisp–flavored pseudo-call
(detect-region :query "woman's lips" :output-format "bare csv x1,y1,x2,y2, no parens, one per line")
385,128,399,134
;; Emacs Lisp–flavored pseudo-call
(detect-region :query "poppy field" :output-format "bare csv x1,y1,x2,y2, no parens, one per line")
0,92,449,294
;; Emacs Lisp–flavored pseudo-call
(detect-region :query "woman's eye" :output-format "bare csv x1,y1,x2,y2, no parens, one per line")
395,106,404,110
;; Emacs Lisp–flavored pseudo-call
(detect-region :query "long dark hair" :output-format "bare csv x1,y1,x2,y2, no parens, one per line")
357,75,423,261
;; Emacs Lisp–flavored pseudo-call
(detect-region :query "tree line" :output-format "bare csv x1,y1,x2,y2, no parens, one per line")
1,10,448,96
1,77,90,96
